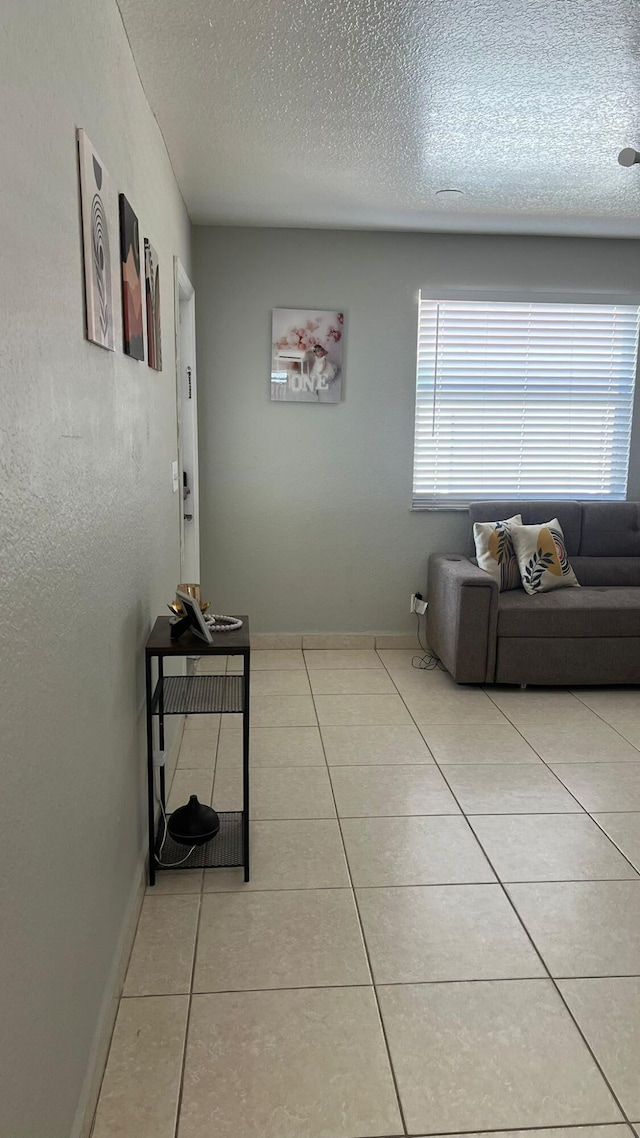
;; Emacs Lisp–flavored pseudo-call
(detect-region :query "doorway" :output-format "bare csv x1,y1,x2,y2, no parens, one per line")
174,258,200,584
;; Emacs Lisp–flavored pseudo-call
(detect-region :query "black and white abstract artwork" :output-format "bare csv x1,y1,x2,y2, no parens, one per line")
77,128,115,351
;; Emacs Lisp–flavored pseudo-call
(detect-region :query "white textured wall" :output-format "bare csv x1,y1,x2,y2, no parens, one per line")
0,2,191,1135
193,227,640,633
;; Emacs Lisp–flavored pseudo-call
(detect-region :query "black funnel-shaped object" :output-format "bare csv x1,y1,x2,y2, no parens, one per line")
168,795,220,846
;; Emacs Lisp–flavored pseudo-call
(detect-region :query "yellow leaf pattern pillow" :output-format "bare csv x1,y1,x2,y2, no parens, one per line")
473,514,522,591
511,518,580,595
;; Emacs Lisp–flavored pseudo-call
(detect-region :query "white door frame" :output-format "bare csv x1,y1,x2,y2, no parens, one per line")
173,257,200,584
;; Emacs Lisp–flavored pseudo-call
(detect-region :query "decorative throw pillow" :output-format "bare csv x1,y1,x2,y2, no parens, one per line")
511,518,580,595
473,514,522,592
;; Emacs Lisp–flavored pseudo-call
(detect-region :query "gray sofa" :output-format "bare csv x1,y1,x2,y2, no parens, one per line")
426,500,640,686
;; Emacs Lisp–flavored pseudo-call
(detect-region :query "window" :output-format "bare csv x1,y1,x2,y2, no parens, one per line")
412,295,640,509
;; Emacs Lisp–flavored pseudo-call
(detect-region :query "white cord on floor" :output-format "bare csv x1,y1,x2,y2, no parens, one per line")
155,793,197,867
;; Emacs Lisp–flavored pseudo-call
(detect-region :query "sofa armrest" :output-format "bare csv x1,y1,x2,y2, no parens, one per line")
426,554,498,683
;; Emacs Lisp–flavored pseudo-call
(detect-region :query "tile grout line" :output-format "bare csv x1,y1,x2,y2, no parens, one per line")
587,814,640,874
178,656,639,1124
88,878,151,1136
99,666,212,1132
207,654,639,872
486,685,640,756
103,653,640,1134
95,673,213,1135
381,653,635,1129
172,655,220,1137
480,693,640,879
171,809,206,1137
97,666,195,1135
569,688,640,754
305,648,410,1137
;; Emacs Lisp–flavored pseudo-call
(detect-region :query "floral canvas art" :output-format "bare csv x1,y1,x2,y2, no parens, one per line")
271,309,344,402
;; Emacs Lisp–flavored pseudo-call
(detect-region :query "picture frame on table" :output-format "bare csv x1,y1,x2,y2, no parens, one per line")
175,589,213,643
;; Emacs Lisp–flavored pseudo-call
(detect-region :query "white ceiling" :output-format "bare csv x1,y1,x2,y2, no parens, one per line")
117,0,640,236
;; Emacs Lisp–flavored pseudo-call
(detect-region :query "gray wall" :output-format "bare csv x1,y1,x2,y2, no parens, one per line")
0,2,190,1134
193,226,640,633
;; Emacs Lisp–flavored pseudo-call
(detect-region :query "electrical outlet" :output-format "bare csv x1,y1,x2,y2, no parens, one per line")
410,593,416,613
411,592,427,615
153,749,167,768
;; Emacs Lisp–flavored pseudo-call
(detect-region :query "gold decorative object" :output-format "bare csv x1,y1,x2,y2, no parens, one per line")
178,583,202,602
169,585,210,617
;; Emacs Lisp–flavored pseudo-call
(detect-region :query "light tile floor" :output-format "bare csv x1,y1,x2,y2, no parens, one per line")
92,650,640,1138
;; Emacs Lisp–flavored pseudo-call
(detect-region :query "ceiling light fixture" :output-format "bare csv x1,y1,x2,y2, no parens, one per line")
435,188,464,197
618,148,640,167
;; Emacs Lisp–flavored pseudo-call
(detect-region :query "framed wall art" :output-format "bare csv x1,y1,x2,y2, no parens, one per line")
118,194,144,360
271,308,344,402
144,238,162,371
77,129,115,351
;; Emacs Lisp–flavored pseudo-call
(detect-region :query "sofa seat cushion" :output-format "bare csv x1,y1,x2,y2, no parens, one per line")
497,586,640,638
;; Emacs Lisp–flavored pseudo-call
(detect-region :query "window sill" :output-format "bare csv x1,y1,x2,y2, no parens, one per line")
411,504,470,512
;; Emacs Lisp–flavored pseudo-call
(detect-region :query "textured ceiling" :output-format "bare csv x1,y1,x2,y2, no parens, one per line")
117,0,640,235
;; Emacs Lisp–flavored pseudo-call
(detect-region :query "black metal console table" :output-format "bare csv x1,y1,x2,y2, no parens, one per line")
144,615,250,886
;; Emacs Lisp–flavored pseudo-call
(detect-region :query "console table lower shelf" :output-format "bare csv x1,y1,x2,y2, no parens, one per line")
145,614,251,886
155,810,245,870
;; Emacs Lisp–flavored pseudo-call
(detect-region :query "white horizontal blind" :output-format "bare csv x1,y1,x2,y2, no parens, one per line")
413,297,640,508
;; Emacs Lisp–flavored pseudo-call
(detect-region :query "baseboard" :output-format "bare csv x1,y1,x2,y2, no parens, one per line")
373,635,422,650
250,633,421,650
250,634,304,649
71,856,145,1138
302,633,376,649
72,725,184,1138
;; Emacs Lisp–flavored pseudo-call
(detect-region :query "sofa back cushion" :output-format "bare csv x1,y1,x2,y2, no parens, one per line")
579,502,640,556
469,501,582,556
571,556,640,586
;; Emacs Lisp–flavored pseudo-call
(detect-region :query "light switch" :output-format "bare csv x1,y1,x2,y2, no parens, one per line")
171,460,180,493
